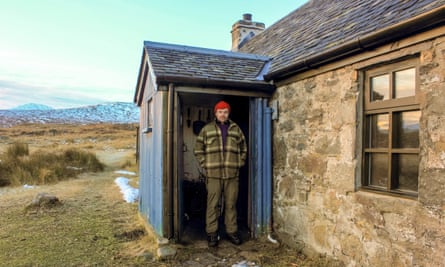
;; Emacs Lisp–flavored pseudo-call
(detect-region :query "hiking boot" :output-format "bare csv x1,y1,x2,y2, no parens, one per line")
207,233,219,247
227,232,242,245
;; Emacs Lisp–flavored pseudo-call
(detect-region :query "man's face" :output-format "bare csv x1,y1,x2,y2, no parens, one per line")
215,108,229,123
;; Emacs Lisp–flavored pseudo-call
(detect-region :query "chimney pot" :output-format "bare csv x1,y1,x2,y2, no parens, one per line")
243,13,252,21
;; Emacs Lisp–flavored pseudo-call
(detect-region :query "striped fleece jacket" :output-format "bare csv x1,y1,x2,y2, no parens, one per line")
194,119,247,179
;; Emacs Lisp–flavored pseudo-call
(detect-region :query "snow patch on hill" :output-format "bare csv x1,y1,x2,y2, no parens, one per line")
0,102,139,127
11,103,54,110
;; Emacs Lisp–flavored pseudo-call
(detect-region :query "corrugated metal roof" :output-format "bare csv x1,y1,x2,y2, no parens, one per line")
144,41,272,86
239,0,445,77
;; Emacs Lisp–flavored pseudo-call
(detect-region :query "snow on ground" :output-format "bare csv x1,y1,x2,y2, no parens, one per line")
114,170,137,176
232,260,259,267
114,176,139,203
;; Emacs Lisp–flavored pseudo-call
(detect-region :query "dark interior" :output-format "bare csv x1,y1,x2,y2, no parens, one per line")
179,93,250,243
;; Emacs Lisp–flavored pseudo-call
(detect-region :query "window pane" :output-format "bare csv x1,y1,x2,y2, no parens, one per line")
366,114,389,148
394,68,415,98
393,111,420,148
393,154,418,191
365,153,388,187
147,100,153,127
371,74,389,101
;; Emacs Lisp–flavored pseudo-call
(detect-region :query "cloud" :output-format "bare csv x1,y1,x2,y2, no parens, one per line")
0,48,134,109
0,79,130,109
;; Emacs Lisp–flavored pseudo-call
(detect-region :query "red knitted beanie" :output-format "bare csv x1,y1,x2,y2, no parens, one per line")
214,101,231,113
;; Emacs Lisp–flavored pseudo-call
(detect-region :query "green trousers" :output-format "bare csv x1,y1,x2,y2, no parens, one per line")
205,177,239,234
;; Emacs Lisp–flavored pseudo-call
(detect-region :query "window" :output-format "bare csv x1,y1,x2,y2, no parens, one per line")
145,99,153,132
362,57,420,197
142,99,153,133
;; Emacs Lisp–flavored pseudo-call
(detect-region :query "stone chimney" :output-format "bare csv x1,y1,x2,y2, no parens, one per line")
231,13,265,51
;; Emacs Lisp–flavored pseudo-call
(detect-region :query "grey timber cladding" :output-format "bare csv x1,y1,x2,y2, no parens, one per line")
143,41,271,83
239,0,445,75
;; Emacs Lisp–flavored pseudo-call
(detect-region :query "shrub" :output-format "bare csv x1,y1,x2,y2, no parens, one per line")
6,142,29,158
0,144,105,187
63,149,104,172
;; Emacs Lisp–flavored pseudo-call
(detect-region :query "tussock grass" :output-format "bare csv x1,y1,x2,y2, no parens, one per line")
5,141,29,158
0,123,138,187
0,142,104,187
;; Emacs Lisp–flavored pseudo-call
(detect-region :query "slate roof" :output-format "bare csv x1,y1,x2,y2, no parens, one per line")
139,0,445,93
240,0,445,79
143,41,274,90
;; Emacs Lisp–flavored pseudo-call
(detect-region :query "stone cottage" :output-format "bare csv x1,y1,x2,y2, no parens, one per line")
134,0,445,265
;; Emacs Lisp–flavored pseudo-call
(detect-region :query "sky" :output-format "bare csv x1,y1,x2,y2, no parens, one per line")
0,0,307,109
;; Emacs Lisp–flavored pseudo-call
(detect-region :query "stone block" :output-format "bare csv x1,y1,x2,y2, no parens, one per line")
157,245,177,260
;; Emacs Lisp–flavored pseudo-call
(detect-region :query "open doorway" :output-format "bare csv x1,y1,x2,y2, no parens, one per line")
177,93,250,244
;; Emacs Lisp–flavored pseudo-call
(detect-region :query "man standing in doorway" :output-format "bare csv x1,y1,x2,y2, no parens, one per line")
194,100,247,247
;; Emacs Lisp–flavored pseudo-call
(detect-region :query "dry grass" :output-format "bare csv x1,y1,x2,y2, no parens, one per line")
0,143,105,186
0,123,136,151
0,123,138,171
0,172,159,266
0,123,138,187
0,123,155,266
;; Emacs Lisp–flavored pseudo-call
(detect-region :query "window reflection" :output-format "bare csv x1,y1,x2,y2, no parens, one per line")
393,111,420,148
367,114,389,148
394,68,415,98
366,153,388,187
371,74,389,101
394,154,418,191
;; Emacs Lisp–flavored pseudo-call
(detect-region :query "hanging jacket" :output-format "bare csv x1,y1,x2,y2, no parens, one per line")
194,119,247,179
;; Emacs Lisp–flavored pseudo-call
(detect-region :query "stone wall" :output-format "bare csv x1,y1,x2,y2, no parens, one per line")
271,34,445,266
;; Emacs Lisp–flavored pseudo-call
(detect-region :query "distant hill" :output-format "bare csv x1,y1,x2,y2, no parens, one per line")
0,102,139,127
11,103,54,110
